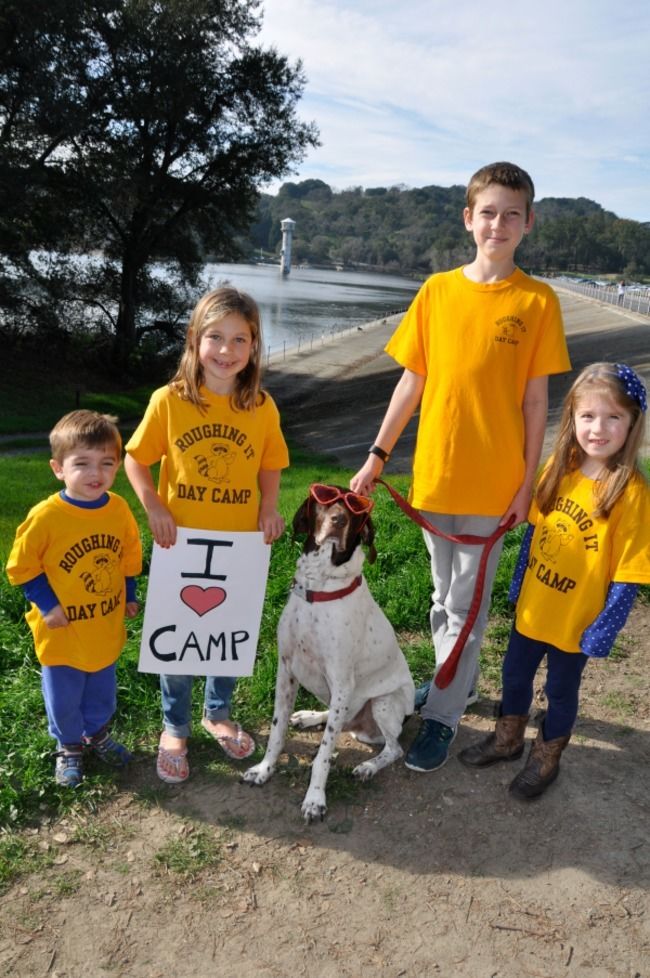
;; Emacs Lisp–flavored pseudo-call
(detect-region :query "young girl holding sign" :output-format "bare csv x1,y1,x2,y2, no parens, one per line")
460,362,650,798
125,288,289,783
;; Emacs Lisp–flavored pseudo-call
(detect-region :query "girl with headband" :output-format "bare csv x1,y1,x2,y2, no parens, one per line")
460,362,650,799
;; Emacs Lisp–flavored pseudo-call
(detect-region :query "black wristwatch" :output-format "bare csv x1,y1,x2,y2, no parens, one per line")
368,444,390,463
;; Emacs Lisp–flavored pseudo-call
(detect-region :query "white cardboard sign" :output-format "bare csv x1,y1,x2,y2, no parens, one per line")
138,528,271,677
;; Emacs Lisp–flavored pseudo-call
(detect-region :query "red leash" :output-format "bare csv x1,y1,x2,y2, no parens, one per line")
376,479,514,689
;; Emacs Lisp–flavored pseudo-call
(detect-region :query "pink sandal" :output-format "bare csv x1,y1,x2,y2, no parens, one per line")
200,718,255,760
156,745,189,784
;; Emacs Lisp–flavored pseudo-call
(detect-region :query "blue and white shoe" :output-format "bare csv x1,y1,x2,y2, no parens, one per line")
55,750,84,788
82,729,132,767
404,719,457,772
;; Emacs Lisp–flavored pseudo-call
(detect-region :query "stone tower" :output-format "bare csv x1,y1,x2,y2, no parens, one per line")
280,218,296,276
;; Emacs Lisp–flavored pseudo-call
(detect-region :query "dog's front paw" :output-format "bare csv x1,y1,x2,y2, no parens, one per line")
241,760,274,786
301,788,327,823
352,758,379,781
290,709,328,730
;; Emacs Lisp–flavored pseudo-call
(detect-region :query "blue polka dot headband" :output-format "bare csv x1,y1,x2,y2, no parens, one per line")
615,363,647,413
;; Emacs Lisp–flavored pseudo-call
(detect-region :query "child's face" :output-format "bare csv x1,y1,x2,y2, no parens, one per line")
50,444,121,502
574,392,633,476
464,185,533,262
198,312,254,394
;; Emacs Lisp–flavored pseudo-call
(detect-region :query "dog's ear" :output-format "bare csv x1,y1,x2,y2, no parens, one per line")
362,516,377,564
292,498,319,553
292,499,311,536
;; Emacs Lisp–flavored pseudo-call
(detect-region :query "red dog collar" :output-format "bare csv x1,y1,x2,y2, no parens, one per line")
291,575,363,603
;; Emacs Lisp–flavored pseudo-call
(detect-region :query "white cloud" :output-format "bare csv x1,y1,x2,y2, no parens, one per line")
258,0,650,220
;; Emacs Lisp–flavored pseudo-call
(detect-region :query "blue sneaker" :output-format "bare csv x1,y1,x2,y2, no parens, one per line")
414,680,478,711
82,729,132,767
55,750,84,788
405,719,456,772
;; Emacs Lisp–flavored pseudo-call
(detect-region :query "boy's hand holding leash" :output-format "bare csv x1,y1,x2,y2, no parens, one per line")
350,452,385,497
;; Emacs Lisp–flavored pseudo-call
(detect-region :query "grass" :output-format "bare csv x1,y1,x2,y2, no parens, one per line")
0,344,158,436
153,823,222,878
0,445,513,836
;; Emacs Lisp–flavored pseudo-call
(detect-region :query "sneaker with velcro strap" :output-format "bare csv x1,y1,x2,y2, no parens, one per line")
405,718,457,772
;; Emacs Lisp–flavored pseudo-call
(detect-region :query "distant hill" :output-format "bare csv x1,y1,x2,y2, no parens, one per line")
241,180,649,277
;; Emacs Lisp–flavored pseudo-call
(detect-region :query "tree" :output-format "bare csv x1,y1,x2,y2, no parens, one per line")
0,0,318,365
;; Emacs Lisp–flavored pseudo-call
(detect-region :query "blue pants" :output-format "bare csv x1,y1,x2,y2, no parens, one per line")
41,663,117,747
159,674,237,739
501,627,588,739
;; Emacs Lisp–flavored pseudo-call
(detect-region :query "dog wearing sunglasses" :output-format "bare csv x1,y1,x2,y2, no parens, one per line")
243,483,415,822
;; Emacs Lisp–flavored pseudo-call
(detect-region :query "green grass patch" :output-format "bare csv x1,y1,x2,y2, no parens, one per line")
153,824,221,878
600,691,635,717
0,346,158,435
0,444,648,831
0,833,54,895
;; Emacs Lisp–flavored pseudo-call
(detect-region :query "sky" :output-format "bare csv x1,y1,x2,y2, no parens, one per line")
257,0,650,222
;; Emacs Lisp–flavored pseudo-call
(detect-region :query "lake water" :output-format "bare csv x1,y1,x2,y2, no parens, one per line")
201,263,419,356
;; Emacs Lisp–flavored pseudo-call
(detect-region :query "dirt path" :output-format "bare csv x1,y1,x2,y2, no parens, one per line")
2,290,649,978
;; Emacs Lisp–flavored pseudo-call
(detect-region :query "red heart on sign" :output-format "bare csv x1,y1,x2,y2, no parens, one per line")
180,585,227,616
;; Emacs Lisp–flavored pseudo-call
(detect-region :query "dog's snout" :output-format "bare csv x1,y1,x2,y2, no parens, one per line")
313,502,351,550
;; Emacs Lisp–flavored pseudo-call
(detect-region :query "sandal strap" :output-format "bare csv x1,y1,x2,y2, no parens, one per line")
158,745,188,765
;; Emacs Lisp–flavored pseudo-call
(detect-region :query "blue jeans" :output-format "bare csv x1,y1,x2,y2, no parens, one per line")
159,675,237,739
41,663,117,747
502,627,588,739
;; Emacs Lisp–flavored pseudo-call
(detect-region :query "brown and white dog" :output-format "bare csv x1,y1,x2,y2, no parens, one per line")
243,484,415,822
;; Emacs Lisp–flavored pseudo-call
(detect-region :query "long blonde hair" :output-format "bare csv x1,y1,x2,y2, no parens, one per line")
169,287,265,412
536,362,647,518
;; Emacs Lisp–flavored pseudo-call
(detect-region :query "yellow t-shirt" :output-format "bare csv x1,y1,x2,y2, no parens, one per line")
385,267,571,515
6,493,142,669
125,386,289,531
515,470,650,652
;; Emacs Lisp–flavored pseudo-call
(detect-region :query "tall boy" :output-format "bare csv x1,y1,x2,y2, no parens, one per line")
7,410,142,787
350,162,571,773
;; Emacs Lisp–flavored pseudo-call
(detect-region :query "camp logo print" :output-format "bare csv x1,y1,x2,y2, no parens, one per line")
193,442,237,484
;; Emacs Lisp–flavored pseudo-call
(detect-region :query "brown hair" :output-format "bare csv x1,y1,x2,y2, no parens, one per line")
49,410,122,463
536,362,647,518
169,286,265,412
466,162,535,218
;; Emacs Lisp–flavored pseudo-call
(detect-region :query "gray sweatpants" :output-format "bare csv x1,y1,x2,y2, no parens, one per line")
420,512,505,730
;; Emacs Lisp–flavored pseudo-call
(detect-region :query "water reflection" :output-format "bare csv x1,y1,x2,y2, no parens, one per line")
202,263,419,353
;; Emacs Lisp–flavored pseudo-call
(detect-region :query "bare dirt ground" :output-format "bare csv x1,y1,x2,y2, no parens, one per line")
2,606,648,978
2,291,649,978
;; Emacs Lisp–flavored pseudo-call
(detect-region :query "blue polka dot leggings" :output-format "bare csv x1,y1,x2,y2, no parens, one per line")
501,627,589,740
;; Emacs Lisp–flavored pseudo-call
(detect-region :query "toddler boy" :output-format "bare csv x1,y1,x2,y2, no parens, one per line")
7,410,142,787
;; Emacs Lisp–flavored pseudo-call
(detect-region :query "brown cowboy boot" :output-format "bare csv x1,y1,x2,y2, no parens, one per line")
509,728,571,800
459,713,528,767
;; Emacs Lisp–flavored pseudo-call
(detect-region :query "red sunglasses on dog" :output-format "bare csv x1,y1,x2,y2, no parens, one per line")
309,483,375,516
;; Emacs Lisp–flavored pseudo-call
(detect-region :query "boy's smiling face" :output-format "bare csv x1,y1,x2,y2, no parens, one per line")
50,444,121,502
464,185,534,264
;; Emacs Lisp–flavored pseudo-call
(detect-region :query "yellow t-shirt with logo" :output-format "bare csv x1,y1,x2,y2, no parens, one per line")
6,493,142,669
515,470,650,652
125,386,289,531
385,267,570,515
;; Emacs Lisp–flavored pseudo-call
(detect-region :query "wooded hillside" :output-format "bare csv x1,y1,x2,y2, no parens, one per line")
244,179,650,277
